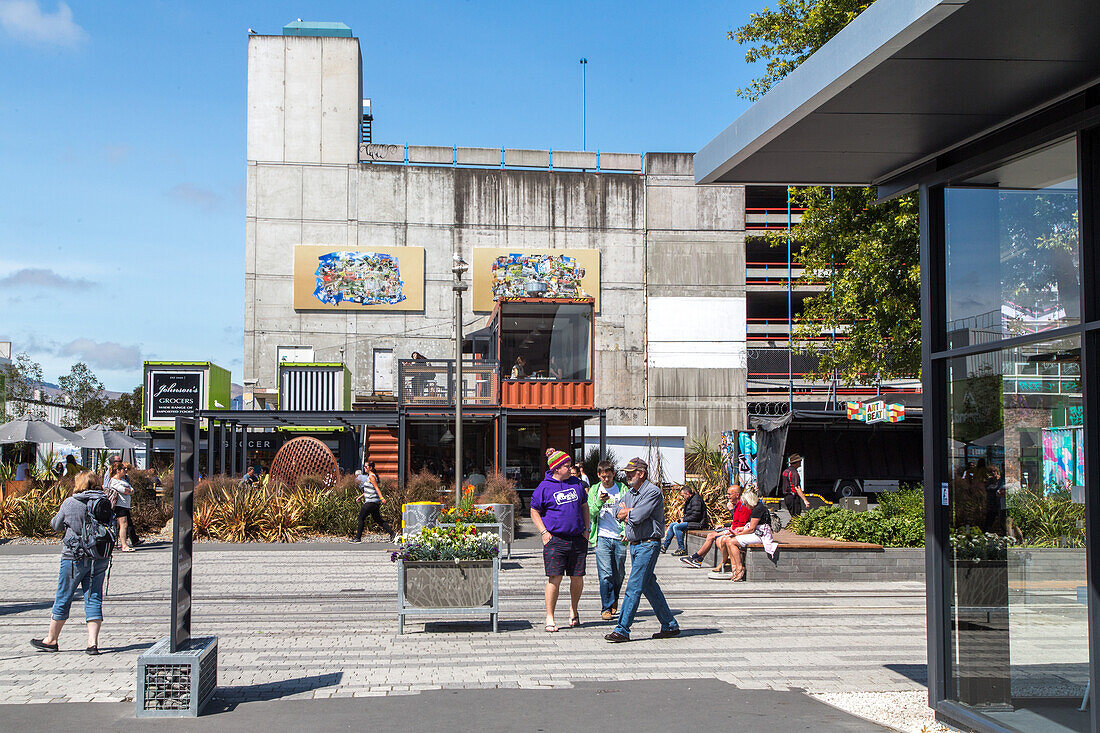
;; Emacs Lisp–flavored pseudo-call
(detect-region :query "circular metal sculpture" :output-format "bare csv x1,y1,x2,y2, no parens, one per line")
268,436,339,490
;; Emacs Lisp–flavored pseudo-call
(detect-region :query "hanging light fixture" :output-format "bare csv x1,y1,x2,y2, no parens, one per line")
440,428,454,445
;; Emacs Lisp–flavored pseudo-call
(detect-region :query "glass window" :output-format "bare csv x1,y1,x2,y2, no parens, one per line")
500,303,592,381
945,139,1080,344
945,336,1087,728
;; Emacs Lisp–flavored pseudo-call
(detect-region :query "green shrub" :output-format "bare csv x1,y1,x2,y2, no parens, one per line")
877,487,924,519
1007,488,1084,547
789,498,925,548
301,489,358,536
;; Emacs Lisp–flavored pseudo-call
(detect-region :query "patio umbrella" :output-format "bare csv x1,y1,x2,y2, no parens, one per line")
74,424,144,451
121,424,139,466
0,416,84,446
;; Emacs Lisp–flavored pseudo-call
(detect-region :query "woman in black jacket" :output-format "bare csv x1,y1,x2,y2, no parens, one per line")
660,486,707,556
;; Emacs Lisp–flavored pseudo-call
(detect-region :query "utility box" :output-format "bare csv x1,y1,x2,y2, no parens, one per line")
278,363,351,412
143,362,230,431
840,496,869,512
136,636,218,717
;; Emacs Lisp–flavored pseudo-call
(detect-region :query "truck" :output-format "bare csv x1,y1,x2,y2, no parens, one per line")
747,408,923,501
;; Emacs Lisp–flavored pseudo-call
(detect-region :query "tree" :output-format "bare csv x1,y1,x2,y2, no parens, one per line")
731,0,874,102
733,0,921,384
3,352,46,418
763,187,920,383
58,362,105,428
104,386,143,429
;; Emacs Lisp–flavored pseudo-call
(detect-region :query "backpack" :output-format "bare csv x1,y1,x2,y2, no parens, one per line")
73,494,118,562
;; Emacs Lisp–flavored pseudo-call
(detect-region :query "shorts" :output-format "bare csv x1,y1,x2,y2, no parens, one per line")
114,506,131,518
543,534,588,577
734,532,763,548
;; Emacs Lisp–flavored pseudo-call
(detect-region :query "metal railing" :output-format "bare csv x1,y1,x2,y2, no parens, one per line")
397,359,499,407
745,207,805,230
360,144,643,172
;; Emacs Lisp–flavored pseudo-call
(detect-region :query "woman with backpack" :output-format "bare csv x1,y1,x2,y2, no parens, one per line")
31,471,116,655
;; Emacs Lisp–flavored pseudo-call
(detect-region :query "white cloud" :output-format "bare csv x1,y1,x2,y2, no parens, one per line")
0,267,94,289
0,1,87,46
58,338,142,371
166,182,222,211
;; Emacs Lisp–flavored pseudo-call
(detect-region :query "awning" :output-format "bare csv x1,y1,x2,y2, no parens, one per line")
695,0,1100,190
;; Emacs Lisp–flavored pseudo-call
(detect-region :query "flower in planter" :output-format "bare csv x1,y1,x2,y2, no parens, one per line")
950,526,1017,561
391,523,500,563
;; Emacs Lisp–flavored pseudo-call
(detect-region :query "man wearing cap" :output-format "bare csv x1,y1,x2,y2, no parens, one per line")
530,448,591,633
781,454,810,518
605,457,680,643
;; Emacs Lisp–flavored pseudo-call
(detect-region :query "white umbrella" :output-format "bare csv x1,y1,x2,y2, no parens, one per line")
0,417,84,446
75,424,144,451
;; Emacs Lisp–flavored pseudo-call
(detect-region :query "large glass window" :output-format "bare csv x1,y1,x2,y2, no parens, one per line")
944,139,1080,345
944,335,1087,725
500,302,593,381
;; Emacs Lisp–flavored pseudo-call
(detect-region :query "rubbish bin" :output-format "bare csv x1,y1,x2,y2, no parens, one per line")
402,502,442,535
839,496,868,512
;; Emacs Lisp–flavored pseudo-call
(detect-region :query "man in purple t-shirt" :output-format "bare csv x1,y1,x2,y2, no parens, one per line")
530,448,591,633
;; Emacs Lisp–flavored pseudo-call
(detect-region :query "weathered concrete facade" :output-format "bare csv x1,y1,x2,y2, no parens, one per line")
245,32,747,435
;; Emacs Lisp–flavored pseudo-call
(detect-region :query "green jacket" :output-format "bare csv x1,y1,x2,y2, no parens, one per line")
587,481,628,546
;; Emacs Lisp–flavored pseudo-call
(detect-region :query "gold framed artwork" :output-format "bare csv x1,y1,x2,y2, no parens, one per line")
471,247,600,312
293,245,425,311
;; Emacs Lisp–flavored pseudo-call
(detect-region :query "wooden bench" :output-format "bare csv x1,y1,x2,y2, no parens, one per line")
683,529,923,582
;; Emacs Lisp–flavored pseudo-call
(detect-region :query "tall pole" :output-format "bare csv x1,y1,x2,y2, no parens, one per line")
452,254,469,505
787,186,793,413
580,58,588,151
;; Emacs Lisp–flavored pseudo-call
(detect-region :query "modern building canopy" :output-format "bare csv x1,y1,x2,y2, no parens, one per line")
695,0,1100,191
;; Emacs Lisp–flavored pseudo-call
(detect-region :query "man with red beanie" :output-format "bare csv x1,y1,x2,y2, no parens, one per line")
530,448,590,633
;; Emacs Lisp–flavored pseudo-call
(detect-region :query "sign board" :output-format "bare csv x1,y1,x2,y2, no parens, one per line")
171,417,198,652
471,247,601,312
143,362,231,431
293,245,425,311
277,345,315,364
846,400,905,424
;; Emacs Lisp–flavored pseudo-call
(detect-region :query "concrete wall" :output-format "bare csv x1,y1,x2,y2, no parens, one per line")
245,36,748,436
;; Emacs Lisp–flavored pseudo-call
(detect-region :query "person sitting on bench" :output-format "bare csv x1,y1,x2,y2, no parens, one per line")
661,486,706,555
680,484,749,568
726,489,779,581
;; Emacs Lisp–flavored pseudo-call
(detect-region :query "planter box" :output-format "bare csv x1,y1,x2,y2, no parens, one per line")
476,503,515,555
397,557,499,634
401,502,442,535
953,559,1010,708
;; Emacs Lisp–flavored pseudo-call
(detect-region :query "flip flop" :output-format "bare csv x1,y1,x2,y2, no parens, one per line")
545,624,559,633
568,617,581,628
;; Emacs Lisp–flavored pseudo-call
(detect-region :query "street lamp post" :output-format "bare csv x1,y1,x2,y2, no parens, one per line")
580,58,588,151
452,253,469,505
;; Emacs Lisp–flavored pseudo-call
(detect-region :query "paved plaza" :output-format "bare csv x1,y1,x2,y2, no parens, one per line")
0,532,929,729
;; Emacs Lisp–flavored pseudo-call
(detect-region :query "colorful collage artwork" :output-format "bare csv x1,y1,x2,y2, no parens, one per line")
1042,426,1084,491
489,253,589,300
313,251,406,306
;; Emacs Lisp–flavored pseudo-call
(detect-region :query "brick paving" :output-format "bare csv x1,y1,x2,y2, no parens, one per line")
0,536,928,705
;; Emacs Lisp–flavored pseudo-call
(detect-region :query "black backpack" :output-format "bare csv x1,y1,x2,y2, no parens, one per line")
73,494,118,562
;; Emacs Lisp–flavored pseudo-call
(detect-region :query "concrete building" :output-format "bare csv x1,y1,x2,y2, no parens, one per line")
244,23,746,438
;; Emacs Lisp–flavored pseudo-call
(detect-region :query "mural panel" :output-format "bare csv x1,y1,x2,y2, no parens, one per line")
471,247,600,311
293,245,424,311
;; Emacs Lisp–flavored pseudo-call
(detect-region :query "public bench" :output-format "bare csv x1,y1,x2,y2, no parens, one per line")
683,528,923,582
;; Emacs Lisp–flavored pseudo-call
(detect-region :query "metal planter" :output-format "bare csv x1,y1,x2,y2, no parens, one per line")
397,557,499,634
475,503,515,556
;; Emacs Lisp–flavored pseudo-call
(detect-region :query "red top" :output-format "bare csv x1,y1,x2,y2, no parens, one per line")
731,500,752,530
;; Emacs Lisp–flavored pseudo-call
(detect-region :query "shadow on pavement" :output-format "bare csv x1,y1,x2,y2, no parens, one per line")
208,672,344,713
885,663,928,685
420,620,533,633
0,601,53,616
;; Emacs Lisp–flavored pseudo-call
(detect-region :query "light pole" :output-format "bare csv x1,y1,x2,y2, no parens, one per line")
580,58,587,150
452,253,469,505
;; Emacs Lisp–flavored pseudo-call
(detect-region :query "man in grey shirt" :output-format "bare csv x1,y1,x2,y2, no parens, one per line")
605,457,681,642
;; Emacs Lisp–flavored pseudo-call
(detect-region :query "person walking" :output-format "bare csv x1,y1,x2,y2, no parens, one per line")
530,448,590,633
605,457,680,643
661,486,706,555
588,459,627,621
781,454,810,519
31,471,115,655
351,461,393,542
107,464,138,551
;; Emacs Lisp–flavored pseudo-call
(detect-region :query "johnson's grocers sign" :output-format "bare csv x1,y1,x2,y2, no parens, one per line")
149,371,203,419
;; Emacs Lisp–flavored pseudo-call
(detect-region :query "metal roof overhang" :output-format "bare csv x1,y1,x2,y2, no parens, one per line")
695,0,1100,192
198,410,398,429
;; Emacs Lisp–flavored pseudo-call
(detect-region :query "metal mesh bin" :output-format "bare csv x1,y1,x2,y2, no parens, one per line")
136,636,218,717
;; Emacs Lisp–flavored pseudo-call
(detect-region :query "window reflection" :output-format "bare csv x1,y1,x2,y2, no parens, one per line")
500,302,592,381
945,139,1080,344
945,337,1087,724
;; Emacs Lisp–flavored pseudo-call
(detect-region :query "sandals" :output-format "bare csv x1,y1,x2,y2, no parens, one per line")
545,624,559,633
568,616,581,628
730,568,745,582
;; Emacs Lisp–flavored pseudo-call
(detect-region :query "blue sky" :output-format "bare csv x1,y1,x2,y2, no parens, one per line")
0,0,762,391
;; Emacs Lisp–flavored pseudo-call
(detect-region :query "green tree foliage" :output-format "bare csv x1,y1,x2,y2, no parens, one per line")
3,353,46,418
733,0,920,383
58,362,105,428
730,0,874,101
762,187,921,382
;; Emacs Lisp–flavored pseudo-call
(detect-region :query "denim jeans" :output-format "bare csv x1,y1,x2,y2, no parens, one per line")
662,522,691,552
594,535,627,613
52,558,108,622
614,540,678,638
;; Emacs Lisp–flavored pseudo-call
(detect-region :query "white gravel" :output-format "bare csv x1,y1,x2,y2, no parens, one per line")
810,691,960,733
